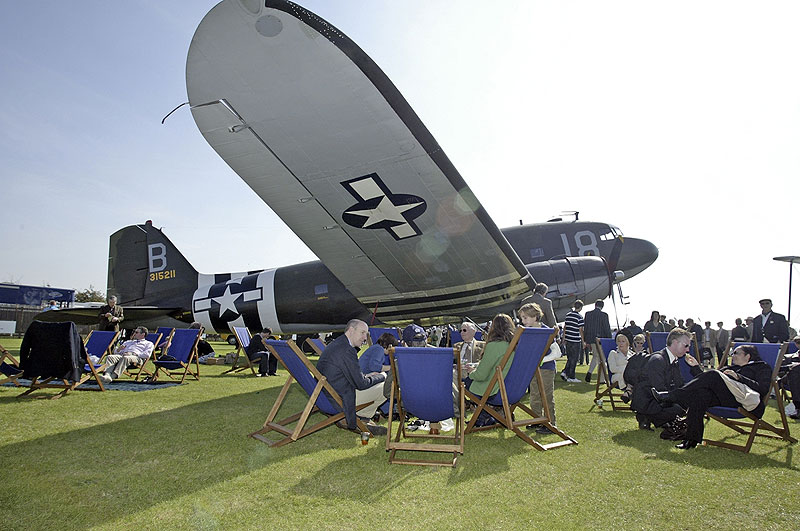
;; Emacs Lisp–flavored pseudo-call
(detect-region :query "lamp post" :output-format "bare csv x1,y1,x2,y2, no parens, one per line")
773,256,800,325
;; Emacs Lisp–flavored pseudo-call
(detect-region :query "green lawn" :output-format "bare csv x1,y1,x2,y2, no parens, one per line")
1,338,798,530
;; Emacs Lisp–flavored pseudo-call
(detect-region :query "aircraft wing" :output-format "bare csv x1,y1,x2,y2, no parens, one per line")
34,307,187,328
186,0,534,320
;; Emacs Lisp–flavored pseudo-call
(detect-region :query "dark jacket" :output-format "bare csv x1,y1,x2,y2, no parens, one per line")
583,308,612,342
631,348,702,415
20,321,87,381
316,334,385,428
718,360,773,418
97,303,124,332
751,312,790,344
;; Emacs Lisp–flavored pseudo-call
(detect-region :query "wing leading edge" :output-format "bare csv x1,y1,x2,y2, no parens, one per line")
186,0,534,321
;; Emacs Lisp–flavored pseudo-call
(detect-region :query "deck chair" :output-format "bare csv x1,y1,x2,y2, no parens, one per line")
647,331,700,362
704,342,797,452
304,337,326,356
81,330,121,390
465,327,577,450
121,331,164,381
17,321,91,399
0,342,23,386
590,337,631,412
249,339,371,447
369,327,399,346
385,346,464,466
222,326,258,375
152,328,201,383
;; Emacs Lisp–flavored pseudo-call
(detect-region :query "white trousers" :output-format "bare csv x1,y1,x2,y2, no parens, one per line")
104,354,141,379
355,381,387,419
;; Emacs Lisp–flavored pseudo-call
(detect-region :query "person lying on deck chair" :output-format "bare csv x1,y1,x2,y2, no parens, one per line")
98,326,154,384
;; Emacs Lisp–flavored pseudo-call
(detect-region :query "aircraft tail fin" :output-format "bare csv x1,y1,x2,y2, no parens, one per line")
107,221,198,312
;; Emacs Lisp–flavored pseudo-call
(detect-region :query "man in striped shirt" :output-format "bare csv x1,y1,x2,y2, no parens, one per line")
561,300,585,383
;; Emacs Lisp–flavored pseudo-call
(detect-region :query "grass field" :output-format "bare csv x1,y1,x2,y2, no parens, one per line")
1,337,799,530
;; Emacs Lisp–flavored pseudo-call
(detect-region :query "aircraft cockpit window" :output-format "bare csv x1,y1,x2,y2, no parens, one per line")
530,248,544,259
600,225,623,241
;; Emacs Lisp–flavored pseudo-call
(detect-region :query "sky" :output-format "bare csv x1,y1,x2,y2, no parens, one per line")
1,1,798,329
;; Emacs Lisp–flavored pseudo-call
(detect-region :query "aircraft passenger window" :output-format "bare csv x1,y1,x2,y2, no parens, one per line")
314,284,328,296
530,248,544,259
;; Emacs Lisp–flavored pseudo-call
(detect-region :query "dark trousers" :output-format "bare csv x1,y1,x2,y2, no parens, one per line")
564,341,581,379
671,371,738,442
248,350,277,375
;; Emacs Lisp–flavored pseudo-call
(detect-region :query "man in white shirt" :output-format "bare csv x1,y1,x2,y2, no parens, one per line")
98,326,154,384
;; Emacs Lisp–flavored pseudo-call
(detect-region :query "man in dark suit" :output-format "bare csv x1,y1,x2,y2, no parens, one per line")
529,283,558,329
316,319,387,434
631,328,703,432
584,299,612,382
751,299,790,343
97,295,124,332
730,317,749,342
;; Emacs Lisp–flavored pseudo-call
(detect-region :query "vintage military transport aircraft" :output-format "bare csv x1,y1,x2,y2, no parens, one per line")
39,1,658,334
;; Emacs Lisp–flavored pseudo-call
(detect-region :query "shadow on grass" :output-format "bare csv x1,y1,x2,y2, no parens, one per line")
0,384,364,528
611,428,797,470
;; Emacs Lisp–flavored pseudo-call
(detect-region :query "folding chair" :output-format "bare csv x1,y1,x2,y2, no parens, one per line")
646,331,700,362
249,339,371,447
18,321,92,399
124,331,164,381
590,337,631,411
704,342,797,452
386,346,464,466
304,337,326,356
0,342,23,386
222,326,258,375
81,330,121,390
369,327,399,346
152,328,202,383
465,327,577,450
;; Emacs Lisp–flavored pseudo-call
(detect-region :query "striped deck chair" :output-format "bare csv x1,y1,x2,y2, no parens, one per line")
0,342,23,386
386,346,464,467
369,327,398,346
18,321,90,399
704,342,797,452
304,337,326,356
590,337,631,412
249,339,371,447
465,327,577,450
222,326,257,375
152,328,202,383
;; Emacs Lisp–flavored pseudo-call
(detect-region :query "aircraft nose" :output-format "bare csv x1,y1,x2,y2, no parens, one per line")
616,237,659,279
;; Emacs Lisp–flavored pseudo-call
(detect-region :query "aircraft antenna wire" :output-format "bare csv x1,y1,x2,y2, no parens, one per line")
161,102,190,124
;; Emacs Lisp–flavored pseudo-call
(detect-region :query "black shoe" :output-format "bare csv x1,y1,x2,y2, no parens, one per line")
620,393,631,404
560,371,567,382
268,372,277,376
639,421,653,431
650,388,672,404
335,419,360,433
789,411,800,420
585,372,592,383
675,440,698,450
364,421,387,436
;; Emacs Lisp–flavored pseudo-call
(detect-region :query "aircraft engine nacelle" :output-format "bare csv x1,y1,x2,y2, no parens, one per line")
525,256,611,313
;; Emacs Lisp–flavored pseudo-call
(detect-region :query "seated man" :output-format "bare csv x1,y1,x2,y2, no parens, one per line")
454,322,486,369
98,326,154,384
630,328,703,437
316,319,387,435
651,344,772,449
246,328,277,376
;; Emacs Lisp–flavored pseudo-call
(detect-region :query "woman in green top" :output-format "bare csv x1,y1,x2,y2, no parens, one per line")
464,314,516,397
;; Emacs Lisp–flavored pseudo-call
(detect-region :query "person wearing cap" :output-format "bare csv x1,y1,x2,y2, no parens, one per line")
317,319,387,435
752,299,789,344
401,324,429,347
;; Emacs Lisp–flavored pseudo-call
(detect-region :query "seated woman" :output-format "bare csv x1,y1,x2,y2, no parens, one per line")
608,333,633,401
359,332,397,374
632,333,647,354
463,313,516,398
650,344,772,449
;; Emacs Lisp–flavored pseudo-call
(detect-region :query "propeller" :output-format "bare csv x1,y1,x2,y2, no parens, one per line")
605,236,629,330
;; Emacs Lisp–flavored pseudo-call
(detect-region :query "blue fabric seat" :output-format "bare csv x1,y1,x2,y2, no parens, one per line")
248,339,371,447
152,328,201,383
591,337,631,412
369,327,398,346
386,346,464,466
465,327,577,451
0,343,23,386
223,326,257,375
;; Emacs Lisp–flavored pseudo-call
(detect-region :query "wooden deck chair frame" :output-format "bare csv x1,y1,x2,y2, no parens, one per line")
304,337,325,356
152,328,202,383
385,346,465,467
464,327,577,451
80,330,121,391
0,342,23,386
590,337,631,412
248,339,371,447
222,326,258,375
703,342,797,452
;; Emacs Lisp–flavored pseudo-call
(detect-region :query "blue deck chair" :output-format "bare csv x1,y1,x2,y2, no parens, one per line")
222,326,258,375
153,327,174,350
248,339,371,447
591,337,631,412
304,337,326,356
369,327,398,346
82,330,121,390
18,321,90,399
123,331,163,381
647,331,700,361
465,327,577,450
152,328,201,383
704,342,797,452
385,346,464,466
0,342,23,387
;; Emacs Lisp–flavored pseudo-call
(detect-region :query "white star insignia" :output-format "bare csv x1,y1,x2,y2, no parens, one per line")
347,195,423,227
212,286,242,317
